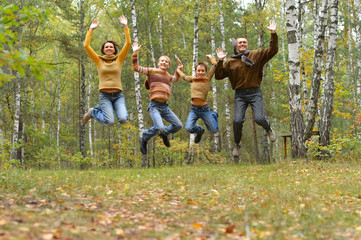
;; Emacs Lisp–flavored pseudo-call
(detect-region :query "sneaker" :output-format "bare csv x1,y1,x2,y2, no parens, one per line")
140,137,147,154
194,128,205,144
232,143,241,161
266,127,276,142
83,108,93,125
159,132,170,147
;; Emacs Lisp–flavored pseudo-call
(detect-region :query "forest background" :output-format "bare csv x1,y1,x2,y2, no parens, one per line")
1,0,360,169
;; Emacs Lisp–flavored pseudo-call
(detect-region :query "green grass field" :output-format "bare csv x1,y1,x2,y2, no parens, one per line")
1,160,361,239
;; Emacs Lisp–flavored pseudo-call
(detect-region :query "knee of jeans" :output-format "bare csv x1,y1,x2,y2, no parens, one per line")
118,117,128,124
185,125,192,133
209,128,218,134
104,120,115,126
174,122,183,131
254,116,266,125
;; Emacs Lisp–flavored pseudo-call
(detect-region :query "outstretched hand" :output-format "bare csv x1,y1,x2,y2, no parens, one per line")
175,55,183,71
132,42,141,52
89,20,99,30
216,48,227,61
265,20,277,33
119,15,128,28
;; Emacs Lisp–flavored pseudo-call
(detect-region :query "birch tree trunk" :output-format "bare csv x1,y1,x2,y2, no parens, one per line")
131,0,146,167
148,24,157,68
11,72,21,161
320,0,339,146
356,0,361,104
187,2,199,163
211,19,219,152
0,100,3,141
286,0,306,158
87,70,93,157
79,0,86,158
298,0,307,104
304,0,328,140
219,0,232,155
156,11,164,56
56,47,62,169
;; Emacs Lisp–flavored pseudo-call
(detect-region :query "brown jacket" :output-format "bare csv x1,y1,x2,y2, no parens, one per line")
215,33,278,90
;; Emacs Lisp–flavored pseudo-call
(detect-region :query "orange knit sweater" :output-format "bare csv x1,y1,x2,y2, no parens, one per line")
84,28,131,92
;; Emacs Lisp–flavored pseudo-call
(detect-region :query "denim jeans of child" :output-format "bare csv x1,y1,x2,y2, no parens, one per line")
142,100,183,142
91,91,128,126
185,106,218,134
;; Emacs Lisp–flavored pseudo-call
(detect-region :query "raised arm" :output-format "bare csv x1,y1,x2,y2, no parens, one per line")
117,16,131,64
205,55,217,80
170,55,183,83
175,61,193,83
214,48,228,80
131,42,149,75
84,20,101,66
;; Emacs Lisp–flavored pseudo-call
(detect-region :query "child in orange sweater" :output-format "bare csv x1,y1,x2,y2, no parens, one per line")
176,55,219,143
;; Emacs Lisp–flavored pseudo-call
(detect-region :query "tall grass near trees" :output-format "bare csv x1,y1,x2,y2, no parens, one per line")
1,161,361,239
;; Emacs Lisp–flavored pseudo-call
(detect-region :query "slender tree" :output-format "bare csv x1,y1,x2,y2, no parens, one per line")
131,0,146,167
320,0,339,147
304,0,328,139
286,0,306,158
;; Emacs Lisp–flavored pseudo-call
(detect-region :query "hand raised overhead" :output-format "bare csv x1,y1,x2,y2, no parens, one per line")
89,20,99,30
132,42,141,52
175,55,183,71
119,15,128,27
265,20,277,33
216,47,228,61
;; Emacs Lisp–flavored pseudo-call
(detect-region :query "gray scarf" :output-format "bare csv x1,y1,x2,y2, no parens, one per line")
230,38,254,67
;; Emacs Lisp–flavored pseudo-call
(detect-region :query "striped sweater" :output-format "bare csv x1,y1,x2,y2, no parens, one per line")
132,52,178,102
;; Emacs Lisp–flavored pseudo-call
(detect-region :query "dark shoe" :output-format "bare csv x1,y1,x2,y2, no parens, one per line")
160,132,170,147
232,143,241,162
83,108,93,125
194,128,205,143
140,137,147,154
266,127,276,142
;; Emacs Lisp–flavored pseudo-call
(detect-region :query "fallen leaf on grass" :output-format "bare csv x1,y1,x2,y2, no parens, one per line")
193,223,203,229
225,224,235,234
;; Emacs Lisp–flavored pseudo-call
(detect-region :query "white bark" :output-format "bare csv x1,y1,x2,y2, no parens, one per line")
286,0,306,158
11,72,21,160
156,13,164,56
87,70,93,157
211,20,219,152
219,0,232,155
56,47,61,169
131,0,146,167
356,0,361,104
320,0,339,146
131,0,144,138
148,24,157,68
0,100,3,141
304,0,328,140
189,3,199,145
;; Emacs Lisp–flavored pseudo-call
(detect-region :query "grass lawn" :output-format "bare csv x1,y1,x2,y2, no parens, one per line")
1,160,361,239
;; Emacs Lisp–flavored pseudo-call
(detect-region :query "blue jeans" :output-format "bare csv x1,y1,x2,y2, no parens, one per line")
142,100,183,142
91,91,128,126
185,106,218,134
233,87,271,144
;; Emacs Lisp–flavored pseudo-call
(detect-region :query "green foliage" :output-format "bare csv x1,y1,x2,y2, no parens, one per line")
0,1,49,85
0,138,21,169
307,134,361,161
